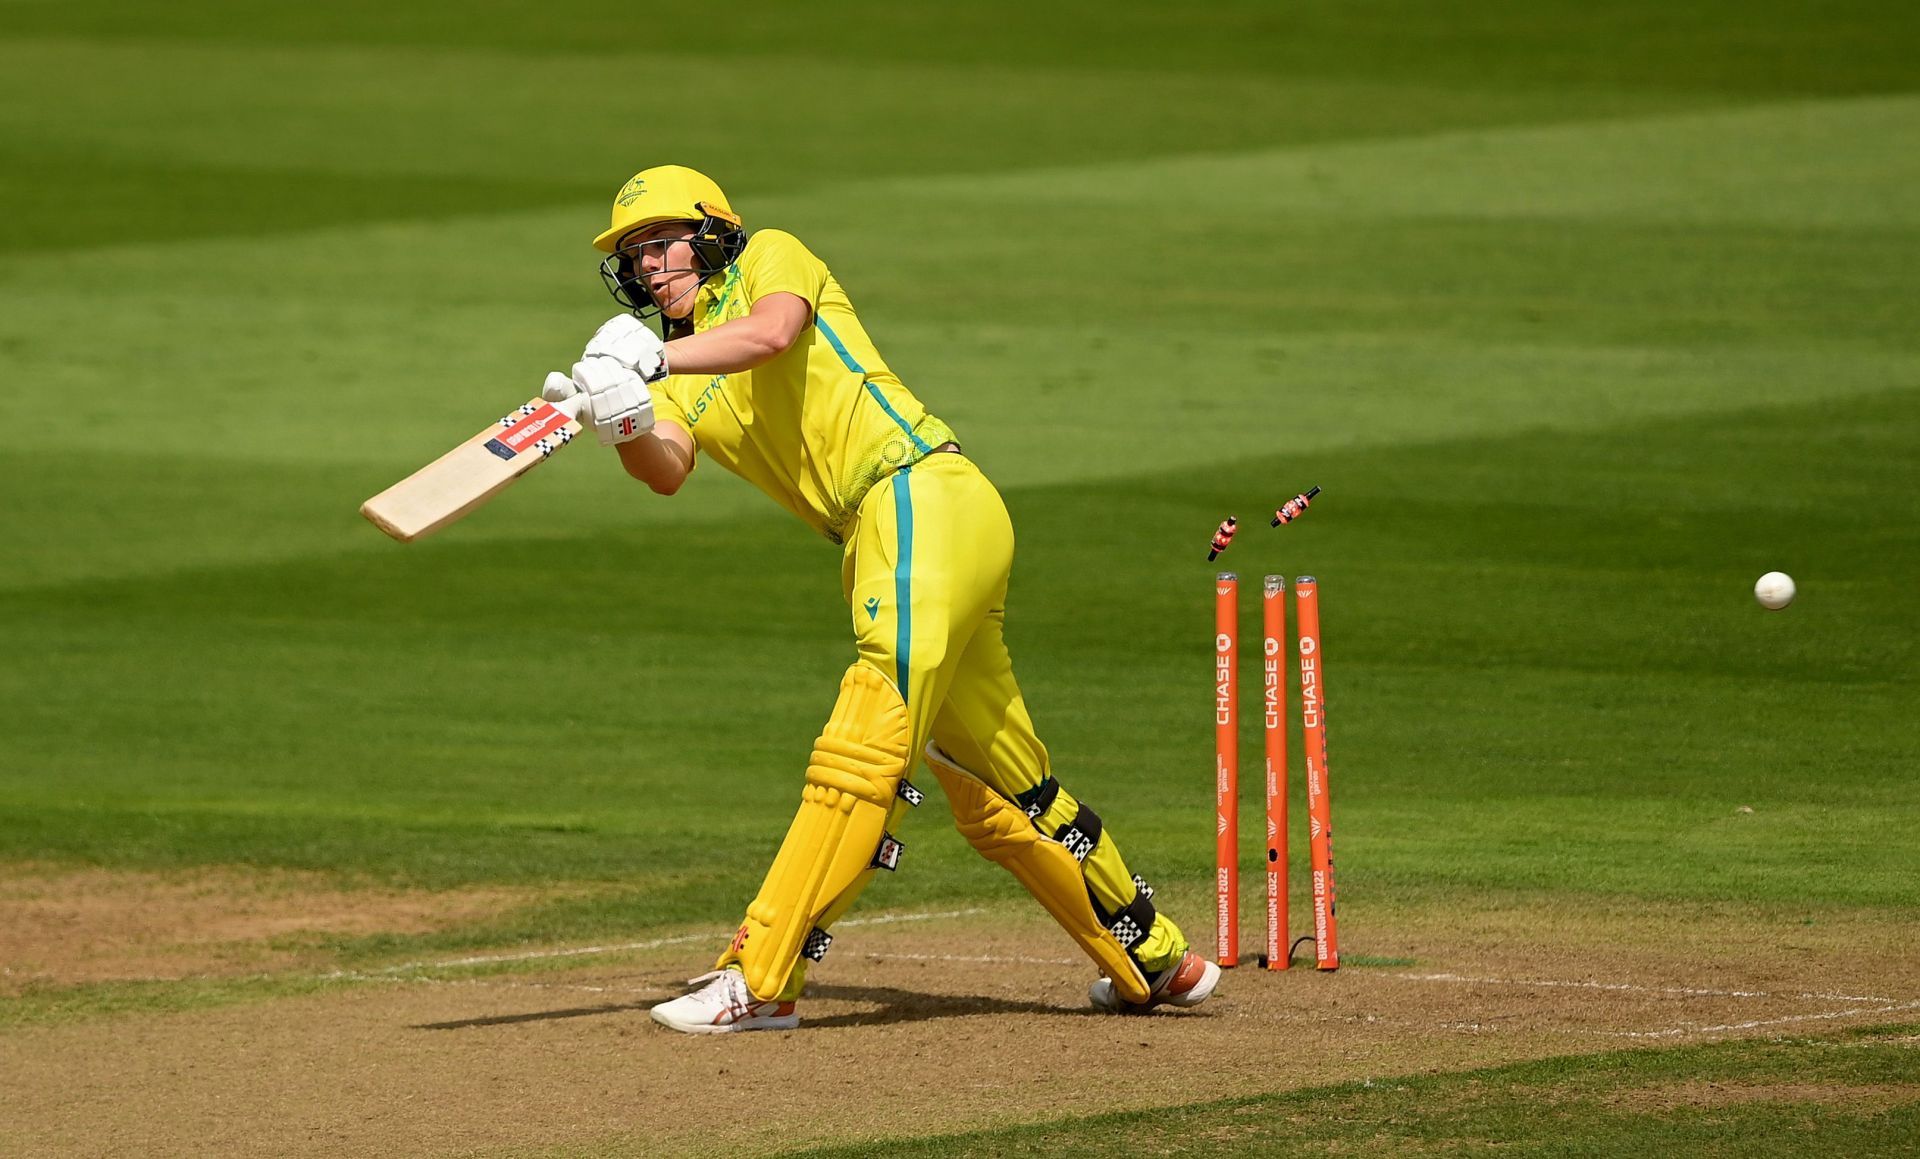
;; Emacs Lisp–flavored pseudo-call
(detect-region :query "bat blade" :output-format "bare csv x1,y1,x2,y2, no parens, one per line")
361,397,584,542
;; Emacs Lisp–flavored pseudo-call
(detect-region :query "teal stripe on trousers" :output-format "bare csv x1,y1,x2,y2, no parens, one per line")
892,466,914,697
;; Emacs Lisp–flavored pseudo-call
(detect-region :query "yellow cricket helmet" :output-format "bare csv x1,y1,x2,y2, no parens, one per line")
594,165,749,322
592,164,743,253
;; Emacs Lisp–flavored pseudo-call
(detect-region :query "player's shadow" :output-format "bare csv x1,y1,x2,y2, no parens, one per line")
408,981,1099,1032
799,982,1101,1029
412,1002,650,1030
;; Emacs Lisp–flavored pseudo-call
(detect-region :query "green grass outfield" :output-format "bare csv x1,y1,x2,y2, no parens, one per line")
2,0,1917,1151
782,1026,1920,1157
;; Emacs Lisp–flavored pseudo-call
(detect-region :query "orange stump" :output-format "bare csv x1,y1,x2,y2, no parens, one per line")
1262,575,1289,969
1214,572,1239,967
1294,576,1339,971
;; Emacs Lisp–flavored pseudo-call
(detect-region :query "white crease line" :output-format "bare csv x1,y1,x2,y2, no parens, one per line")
323,907,987,978
1594,999,1920,1039
837,908,988,928
356,932,710,974
323,974,676,1004
1401,973,1914,1009
862,952,1080,966
1397,972,1920,1040
1400,973,1773,999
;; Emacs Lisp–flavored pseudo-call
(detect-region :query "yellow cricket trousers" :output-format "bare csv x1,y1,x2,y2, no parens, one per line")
758,451,1187,999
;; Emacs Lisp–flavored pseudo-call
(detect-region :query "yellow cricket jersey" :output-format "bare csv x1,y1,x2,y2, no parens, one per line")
650,229,956,543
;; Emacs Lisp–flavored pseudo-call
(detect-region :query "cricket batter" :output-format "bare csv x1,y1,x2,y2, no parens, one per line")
543,165,1219,1033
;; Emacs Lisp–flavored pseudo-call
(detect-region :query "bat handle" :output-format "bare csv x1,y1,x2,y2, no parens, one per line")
553,393,589,420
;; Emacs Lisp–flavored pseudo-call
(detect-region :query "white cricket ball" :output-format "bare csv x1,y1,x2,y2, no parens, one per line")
1754,571,1795,611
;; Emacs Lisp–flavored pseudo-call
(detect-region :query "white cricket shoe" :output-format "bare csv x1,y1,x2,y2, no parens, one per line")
650,968,800,1035
1089,949,1221,1013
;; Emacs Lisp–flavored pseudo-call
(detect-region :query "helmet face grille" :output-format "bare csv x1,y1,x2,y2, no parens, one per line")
599,251,657,319
598,214,746,321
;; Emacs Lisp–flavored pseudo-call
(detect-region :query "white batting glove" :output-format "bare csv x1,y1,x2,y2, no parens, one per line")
571,356,656,445
584,314,668,383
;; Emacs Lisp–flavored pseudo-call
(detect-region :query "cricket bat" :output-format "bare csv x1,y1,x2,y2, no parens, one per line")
361,394,587,542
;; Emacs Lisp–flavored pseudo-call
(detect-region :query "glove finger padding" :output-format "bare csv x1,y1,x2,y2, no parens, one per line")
585,314,667,382
541,371,579,404
571,355,632,394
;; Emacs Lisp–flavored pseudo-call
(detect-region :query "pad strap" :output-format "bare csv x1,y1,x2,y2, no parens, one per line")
1096,875,1158,953
1016,776,1060,820
1052,802,1103,863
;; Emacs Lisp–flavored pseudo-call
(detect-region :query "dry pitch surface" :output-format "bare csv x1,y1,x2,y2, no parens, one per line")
4,870,1917,1157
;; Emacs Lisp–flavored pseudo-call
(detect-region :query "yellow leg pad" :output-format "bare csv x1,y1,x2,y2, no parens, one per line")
924,743,1153,1005
723,662,910,1001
